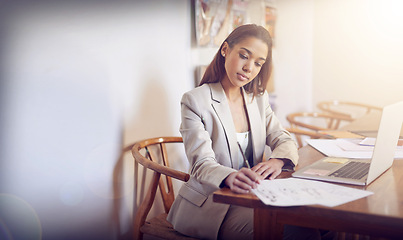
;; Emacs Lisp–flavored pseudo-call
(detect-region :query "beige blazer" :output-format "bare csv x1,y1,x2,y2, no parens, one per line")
167,82,298,239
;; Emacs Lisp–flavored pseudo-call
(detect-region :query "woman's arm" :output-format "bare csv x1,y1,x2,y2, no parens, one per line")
251,92,299,180
263,93,299,165
180,92,236,189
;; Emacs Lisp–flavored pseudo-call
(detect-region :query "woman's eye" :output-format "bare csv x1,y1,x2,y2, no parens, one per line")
255,62,262,67
239,54,248,59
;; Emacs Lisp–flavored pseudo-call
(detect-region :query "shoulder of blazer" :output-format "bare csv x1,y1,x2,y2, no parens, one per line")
241,88,269,105
246,90,269,107
184,82,226,104
208,82,226,103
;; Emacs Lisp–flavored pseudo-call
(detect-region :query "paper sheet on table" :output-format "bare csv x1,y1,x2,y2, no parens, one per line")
251,178,373,207
359,137,403,148
336,138,374,151
306,139,403,159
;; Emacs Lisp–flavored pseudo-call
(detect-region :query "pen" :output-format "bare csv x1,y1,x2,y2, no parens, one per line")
237,142,251,169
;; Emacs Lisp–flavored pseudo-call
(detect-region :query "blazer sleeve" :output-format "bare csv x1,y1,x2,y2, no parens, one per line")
262,92,299,167
180,91,236,189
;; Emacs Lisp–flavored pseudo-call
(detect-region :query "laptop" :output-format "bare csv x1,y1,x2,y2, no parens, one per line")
292,101,403,186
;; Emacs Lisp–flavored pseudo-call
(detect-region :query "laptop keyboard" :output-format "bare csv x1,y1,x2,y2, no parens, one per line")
329,161,370,179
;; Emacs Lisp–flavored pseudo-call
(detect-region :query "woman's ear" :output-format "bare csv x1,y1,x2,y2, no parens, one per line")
221,42,229,57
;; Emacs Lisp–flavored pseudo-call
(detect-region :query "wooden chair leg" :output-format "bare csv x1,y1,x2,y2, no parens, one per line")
133,171,160,240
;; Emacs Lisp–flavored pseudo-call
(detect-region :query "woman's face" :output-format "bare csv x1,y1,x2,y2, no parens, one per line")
221,37,268,89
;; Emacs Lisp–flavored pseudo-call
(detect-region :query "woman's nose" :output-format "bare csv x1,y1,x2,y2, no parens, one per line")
242,62,252,73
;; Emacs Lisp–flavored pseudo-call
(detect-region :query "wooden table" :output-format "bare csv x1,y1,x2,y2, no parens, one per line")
213,146,403,240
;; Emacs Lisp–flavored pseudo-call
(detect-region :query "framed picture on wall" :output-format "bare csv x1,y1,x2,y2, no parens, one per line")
195,0,231,47
265,6,276,46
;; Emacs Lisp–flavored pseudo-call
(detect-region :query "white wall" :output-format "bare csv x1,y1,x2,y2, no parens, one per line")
273,0,314,125
0,1,192,239
313,0,403,108
271,0,403,125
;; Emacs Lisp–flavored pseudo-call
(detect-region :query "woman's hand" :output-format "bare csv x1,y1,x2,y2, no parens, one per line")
224,168,262,194
252,158,285,180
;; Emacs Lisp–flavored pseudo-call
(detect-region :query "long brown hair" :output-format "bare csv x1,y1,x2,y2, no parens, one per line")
199,24,273,97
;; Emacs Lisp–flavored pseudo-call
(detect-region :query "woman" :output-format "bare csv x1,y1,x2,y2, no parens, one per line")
167,24,299,239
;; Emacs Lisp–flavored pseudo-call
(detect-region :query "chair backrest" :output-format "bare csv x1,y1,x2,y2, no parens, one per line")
287,112,352,131
131,136,189,240
286,112,352,148
317,100,382,120
286,127,333,148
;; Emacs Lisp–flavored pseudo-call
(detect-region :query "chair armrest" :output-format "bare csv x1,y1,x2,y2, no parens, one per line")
132,143,190,182
286,127,334,139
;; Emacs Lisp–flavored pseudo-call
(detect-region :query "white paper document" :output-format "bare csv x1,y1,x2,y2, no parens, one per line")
359,137,403,149
251,178,373,207
306,139,403,159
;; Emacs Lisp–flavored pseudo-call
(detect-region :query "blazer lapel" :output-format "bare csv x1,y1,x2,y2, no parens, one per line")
243,89,264,166
209,83,239,169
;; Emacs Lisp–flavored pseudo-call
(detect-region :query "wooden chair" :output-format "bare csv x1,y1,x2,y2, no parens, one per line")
131,136,198,240
286,127,333,149
286,112,352,148
317,100,382,120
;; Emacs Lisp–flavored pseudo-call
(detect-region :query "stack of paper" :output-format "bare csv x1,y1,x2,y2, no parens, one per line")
306,138,403,159
251,178,373,207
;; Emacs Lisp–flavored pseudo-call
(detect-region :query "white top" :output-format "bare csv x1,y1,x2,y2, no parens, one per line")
236,131,252,169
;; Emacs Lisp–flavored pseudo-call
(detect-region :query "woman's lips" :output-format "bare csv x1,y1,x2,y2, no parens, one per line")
237,73,249,81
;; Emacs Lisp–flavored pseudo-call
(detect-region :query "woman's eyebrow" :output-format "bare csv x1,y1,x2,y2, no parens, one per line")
240,47,266,61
